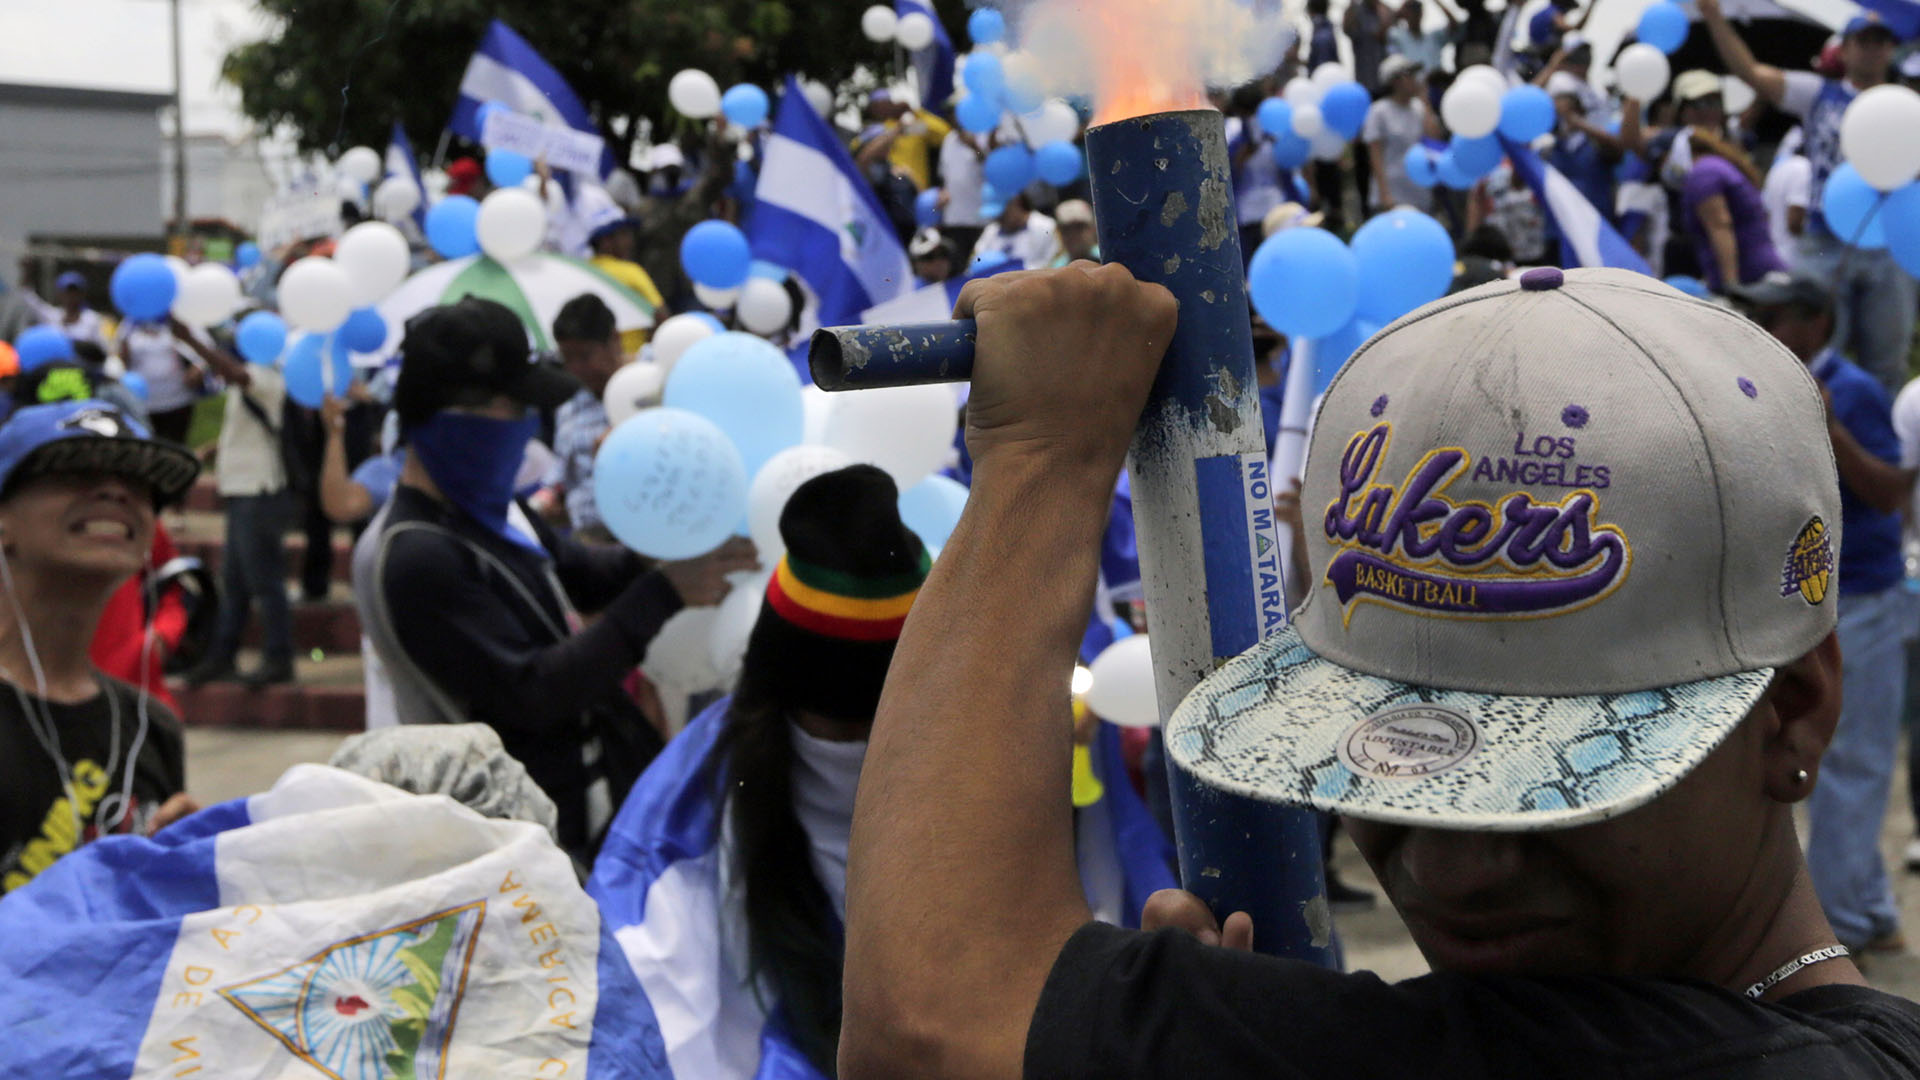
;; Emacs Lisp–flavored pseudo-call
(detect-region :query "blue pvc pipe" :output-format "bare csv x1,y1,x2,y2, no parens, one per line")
810,321,976,390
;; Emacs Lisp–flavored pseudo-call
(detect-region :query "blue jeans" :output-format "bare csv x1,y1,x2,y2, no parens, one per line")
1795,235,1918,397
1808,586,1908,945
210,491,294,665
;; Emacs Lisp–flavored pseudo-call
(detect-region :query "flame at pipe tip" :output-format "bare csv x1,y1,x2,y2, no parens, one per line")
998,0,1291,126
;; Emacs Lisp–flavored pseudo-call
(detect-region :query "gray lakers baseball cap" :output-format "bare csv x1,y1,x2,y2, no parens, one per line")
1167,267,1840,831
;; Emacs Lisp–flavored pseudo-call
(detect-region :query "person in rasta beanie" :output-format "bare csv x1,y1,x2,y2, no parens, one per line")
588,464,1174,1079
359,297,755,861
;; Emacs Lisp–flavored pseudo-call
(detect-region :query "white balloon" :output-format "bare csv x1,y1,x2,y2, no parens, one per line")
1457,64,1509,98
276,257,354,332
695,282,740,310
1721,75,1757,115
172,263,241,327
603,361,667,426
650,313,718,375
165,255,191,290
708,571,771,684
1842,84,1920,192
1284,76,1320,108
642,607,724,693
896,11,936,50
1441,80,1501,138
338,145,382,185
822,382,957,488
861,4,899,42
802,79,835,119
476,187,547,263
747,444,855,563
1614,43,1671,103
1290,102,1325,139
1310,125,1349,162
669,69,723,120
334,222,411,306
371,176,421,222
1085,635,1159,728
1023,99,1083,147
801,383,833,444
736,277,794,336
1311,62,1348,93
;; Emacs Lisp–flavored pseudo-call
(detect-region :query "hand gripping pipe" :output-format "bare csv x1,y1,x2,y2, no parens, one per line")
808,110,1335,964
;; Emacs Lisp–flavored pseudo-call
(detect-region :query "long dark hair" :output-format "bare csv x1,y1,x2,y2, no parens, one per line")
705,659,844,1076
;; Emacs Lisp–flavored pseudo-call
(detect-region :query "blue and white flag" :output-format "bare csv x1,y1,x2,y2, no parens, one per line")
895,0,956,109
386,121,428,230
450,19,612,178
749,77,913,327
0,766,664,1078
859,256,1025,324
1858,0,1920,39
1499,135,1652,275
589,700,1175,1080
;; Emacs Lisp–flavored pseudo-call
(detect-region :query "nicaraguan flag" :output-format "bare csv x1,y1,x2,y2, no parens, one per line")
859,255,1025,324
450,19,612,177
1499,135,1652,274
589,700,1175,1079
895,0,956,108
749,77,913,327
386,121,428,230
1859,0,1920,38
0,766,664,1078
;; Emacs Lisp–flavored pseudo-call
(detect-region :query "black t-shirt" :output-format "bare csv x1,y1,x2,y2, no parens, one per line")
0,675,184,895
1026,922,1920,1078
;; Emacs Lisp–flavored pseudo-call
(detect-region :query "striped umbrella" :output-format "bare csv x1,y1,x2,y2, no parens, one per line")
375,254,656,355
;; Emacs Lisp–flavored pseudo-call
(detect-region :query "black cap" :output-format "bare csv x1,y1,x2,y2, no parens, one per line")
1730,270,1833,311
393,297,581,429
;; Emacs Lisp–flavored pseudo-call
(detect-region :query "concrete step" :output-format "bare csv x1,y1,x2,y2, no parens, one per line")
170,652,367,732
239,599,363,654
183,477,221,514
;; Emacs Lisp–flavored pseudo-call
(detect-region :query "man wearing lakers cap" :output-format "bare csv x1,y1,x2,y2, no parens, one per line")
839,263,1920,1078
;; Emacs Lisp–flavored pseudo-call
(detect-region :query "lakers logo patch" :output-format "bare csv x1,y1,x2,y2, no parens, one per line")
1780,517,1834,605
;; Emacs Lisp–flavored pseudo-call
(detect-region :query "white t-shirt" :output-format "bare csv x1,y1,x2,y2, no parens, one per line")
45,307,109,352
1363,97,1433,211
972,211,1060,270
1761,153,1812,267
939,131,988,228
217,364,287,497
1226,117,1285,227
118,323,196,412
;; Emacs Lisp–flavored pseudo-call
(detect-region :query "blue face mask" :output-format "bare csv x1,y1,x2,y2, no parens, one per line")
408,410,541,552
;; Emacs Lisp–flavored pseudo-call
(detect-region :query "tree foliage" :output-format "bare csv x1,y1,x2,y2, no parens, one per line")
222,0,968,164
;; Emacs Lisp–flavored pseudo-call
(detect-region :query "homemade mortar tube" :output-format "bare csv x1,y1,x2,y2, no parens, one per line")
811,110,1334,965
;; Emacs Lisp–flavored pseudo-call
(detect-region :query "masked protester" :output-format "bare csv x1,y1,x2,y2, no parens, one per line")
359,298,757,861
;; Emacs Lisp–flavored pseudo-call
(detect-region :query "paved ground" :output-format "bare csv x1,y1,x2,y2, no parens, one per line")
188,727,1920,998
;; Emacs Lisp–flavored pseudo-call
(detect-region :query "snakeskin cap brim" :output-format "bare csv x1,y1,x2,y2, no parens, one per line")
1165,624,1773,832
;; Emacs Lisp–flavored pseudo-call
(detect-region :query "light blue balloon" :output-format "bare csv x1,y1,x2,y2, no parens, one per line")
1663,274,1712,298
1636,2,1690,54
968,8,1006,44
1351,209,1455,324
234,241,261,270
282,333,355,409
120,372,150,403
1271,129,1312,169
109,253,177,322
1499,85,1556,142
898,474,969,551
722,84,771,128
1312,317,1382,395
1256,98,1294,140
984,145,1036,193
14,326,74,371
594,407,748,560
915,186,942,227
476,101,508,130
1321,82,1371,139
235,310,288,366
1247,227,1359,339
680,220,752,288
748,259,789,282
425,195,481,259
1883,181,1920,277
339,307,387,353
1823,162,1889,249
485,149,533,188
692,312,727,333
1450,133,1502,178
662,332,803,480
1035,141,1084,186
963,51,1005,100
1404,145,1439,187
1434,150,1475,190
956,93,1001,134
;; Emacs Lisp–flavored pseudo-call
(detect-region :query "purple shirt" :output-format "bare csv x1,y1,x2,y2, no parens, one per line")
1683,155,1785,293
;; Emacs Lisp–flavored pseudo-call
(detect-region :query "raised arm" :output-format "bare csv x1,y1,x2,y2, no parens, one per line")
840,264,1177,1080
1698,0,1788,105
